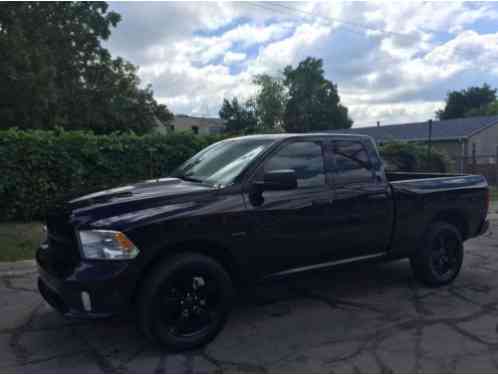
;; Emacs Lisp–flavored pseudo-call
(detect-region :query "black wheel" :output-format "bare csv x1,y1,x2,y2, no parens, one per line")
410,222,463,287
138,253,234,351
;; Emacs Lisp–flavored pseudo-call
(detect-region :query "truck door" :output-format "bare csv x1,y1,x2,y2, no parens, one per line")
329,139,393,258
243,139,335,276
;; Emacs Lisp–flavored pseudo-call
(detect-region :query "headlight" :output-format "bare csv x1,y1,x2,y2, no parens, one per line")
77,230,140,260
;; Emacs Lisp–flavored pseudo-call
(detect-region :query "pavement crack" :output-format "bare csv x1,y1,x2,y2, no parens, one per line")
409,282,433,316
413,323,424,373
201,351,267,373
9,301,44,365
70,326,121,373
1,276,37,294
446,322,496,347
289,286,386,316
324,340,369,365
20,350,89,367
448,286,496,310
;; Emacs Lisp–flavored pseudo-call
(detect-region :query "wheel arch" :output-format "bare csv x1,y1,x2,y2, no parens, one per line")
131,239,242,305
428,209,469,240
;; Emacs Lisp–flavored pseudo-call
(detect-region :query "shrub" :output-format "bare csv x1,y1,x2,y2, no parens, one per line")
0,129,222,221
378,141,450,173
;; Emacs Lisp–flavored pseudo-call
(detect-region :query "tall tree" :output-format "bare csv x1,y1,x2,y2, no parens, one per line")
0,2,172,133
463,100,498,117
283,57,352,132
436,84,497,120
219,98,257,134
252,74,287,131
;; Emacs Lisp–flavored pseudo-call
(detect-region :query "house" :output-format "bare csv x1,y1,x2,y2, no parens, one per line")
328,115,498,169
155,115,225,135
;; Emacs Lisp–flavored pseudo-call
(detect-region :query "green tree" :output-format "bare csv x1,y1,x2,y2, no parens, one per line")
436,84,497,120
465,100,498,117
252,74,287,131
0,2,172,133
282,57,352,132
218,98,257,134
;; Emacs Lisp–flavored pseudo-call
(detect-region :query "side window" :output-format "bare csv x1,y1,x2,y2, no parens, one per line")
333,141,373,184
263,141,326,188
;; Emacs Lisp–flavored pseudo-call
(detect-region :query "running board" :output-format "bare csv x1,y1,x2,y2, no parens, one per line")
266,252,387,278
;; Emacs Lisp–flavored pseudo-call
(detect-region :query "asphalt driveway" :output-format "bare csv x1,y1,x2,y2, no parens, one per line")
1,213,498,373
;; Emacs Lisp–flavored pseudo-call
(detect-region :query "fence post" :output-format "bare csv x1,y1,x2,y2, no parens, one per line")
495,145,498,186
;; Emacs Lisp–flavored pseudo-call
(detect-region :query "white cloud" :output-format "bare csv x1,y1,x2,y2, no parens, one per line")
222,22,295,48
223,51,246,64
423,31,498,73
349,101,444,127
106,2,498,124
247,22,333,75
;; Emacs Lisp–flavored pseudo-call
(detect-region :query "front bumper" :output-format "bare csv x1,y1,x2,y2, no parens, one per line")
36,247,138,319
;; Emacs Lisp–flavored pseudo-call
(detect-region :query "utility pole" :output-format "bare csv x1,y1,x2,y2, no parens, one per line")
427,119,433,170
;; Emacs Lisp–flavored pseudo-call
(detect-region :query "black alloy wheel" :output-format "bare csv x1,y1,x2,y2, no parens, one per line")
410,222,463,287
156,269,222,338
429,230,461,279
138,253,234,351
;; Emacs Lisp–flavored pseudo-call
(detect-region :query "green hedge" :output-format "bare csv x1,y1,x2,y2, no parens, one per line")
0,129,221,221
378,141,450,173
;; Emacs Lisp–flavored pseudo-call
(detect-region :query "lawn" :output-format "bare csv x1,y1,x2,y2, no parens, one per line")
490,186,498,202
0,222,43,262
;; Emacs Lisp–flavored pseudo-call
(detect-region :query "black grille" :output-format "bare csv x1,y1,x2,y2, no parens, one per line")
46,211,75,239
39,212,80,278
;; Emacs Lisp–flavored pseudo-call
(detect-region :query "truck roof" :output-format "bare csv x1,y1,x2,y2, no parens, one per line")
228,132,372,142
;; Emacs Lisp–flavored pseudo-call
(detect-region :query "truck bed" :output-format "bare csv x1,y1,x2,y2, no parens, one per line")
386,171,487,190
387,171,464,182
385,171,488,258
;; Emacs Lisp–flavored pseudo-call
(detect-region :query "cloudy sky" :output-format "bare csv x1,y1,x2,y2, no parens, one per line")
105,1,498,127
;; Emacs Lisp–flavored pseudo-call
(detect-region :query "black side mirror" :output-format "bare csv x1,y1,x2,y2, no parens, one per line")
255,169,298,191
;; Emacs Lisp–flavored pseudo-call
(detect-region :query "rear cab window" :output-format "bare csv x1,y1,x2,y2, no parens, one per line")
331,140,375,185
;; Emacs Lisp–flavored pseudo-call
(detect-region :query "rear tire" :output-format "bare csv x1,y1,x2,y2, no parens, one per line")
410,222,463,287
138,252,234,351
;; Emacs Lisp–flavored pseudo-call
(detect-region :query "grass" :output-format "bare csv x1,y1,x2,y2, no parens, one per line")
0,222,43,262
490,186,498,202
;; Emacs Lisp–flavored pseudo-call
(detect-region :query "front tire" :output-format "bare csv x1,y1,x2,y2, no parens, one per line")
410,222,463,287
138,252,234,351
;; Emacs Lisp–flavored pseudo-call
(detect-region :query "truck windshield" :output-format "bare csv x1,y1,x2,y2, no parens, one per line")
172,138,273,187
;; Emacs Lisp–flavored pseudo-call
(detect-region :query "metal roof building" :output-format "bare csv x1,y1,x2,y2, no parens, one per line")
328,116,498,143
328,115,498,170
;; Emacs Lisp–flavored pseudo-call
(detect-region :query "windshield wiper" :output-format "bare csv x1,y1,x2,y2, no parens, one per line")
177,175,205,183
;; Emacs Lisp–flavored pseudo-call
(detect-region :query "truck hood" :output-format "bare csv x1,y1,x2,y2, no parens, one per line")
65,177,217,228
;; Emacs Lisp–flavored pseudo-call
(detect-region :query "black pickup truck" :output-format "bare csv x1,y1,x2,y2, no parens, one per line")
37,133,490,350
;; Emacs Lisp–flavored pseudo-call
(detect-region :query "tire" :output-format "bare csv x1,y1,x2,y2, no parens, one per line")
410,222,463,287
138,252,234,351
